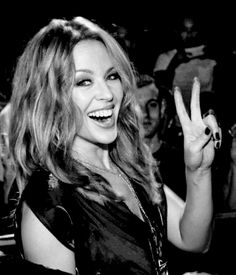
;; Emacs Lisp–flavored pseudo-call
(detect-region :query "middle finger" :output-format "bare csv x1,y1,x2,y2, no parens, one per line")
190,77,203,124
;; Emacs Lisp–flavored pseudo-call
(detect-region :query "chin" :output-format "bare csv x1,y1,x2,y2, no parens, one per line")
145,130,157,139
94,133,118,145
144,129,154,136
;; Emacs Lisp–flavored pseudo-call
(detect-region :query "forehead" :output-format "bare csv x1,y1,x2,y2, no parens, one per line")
73,39,113,70
136,83,160,102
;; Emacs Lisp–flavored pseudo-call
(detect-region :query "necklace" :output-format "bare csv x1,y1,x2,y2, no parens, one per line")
79,158,163,273
79,159,144,211
80,159,149,220
79,159,156,226
116,166,163,274
79,159,119,176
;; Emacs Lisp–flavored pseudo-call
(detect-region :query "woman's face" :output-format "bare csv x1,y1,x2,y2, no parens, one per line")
72,40,123,146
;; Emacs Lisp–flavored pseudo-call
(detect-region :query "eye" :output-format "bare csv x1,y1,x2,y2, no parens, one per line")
107,72,121,81
147,100,159,109
75,78,92,87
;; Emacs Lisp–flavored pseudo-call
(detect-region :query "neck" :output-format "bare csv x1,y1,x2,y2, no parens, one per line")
72,139,111,170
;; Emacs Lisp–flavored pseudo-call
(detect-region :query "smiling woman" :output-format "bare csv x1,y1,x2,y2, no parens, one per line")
71,40,123,145
5,16,221,275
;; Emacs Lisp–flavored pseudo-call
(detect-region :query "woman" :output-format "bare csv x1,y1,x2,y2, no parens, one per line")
9,17,220,274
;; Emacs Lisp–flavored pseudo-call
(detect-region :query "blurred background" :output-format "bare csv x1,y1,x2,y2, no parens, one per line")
0,4,236,104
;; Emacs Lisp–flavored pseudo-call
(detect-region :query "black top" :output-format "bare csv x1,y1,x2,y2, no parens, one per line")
153,141,186,200
15,169,168,275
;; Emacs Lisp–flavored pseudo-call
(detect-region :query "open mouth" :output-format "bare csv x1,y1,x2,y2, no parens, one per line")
88,109,113,122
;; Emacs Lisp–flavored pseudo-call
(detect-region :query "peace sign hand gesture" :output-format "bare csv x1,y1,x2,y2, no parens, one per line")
174,77,219,172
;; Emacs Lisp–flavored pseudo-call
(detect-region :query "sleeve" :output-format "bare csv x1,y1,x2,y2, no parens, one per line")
21,170,75,251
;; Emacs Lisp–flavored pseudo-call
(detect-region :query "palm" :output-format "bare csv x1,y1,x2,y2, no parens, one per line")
184,130,214,171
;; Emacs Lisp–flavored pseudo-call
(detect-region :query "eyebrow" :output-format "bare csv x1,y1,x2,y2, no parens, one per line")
75,69,93,74
75,66,115,74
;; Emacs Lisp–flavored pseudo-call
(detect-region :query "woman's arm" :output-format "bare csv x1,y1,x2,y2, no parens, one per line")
21,202,76,274
166,77,220,252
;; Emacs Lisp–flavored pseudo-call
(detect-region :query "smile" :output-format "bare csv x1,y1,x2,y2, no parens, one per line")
88,109,112,118
87,108,116,128
88,109,113,121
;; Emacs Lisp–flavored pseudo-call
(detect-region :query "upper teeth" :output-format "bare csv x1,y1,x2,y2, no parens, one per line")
88,109,113,118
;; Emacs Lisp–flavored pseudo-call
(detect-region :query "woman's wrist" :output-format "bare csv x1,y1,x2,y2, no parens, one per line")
186,166,211,184
185,164,211,174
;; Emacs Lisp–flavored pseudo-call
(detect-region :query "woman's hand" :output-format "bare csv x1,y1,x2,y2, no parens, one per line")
174,77,220,172
202,109,222,150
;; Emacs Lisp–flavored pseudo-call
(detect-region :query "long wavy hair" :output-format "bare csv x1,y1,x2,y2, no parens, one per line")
9,17,161,203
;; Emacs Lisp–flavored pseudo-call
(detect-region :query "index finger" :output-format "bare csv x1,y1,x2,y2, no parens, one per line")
174,86,190,131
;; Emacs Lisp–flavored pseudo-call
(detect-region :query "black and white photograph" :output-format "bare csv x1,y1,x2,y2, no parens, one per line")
0,6,235,274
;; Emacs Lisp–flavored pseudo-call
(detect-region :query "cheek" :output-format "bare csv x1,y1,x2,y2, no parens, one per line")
116,84,124,100
115,87,124,107
72,91,89,112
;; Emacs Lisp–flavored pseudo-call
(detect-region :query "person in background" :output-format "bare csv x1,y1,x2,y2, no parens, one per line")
135,74,221,275
7,16,220,275
0,102,17,237
153,15,218,117
0,103,15,205
135,74,186,200
111,22,136,61
225,123,236,210
211,32,236,211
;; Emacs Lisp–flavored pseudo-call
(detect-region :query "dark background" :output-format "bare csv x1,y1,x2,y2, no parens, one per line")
0,6,236,274
1,4,236,101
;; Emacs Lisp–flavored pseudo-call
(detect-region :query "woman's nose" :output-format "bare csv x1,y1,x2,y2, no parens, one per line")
95,81,113,101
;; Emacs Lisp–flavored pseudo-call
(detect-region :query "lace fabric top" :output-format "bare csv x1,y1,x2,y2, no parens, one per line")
15,169,168,275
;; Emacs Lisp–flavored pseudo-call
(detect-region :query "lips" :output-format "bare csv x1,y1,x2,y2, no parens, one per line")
88,109,113,120
87,106,116,128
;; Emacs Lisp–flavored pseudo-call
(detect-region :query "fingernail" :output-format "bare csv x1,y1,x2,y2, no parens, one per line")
215,132,220,141
174,86,180,92
203,109,216,118
194,76,199,84
205,127,211,135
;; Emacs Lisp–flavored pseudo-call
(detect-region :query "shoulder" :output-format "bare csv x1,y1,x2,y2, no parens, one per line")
20,169,75,250
23,170,55,210
24,169,66,207
21,201,76,273
154,49,177,71
0,103,11,118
